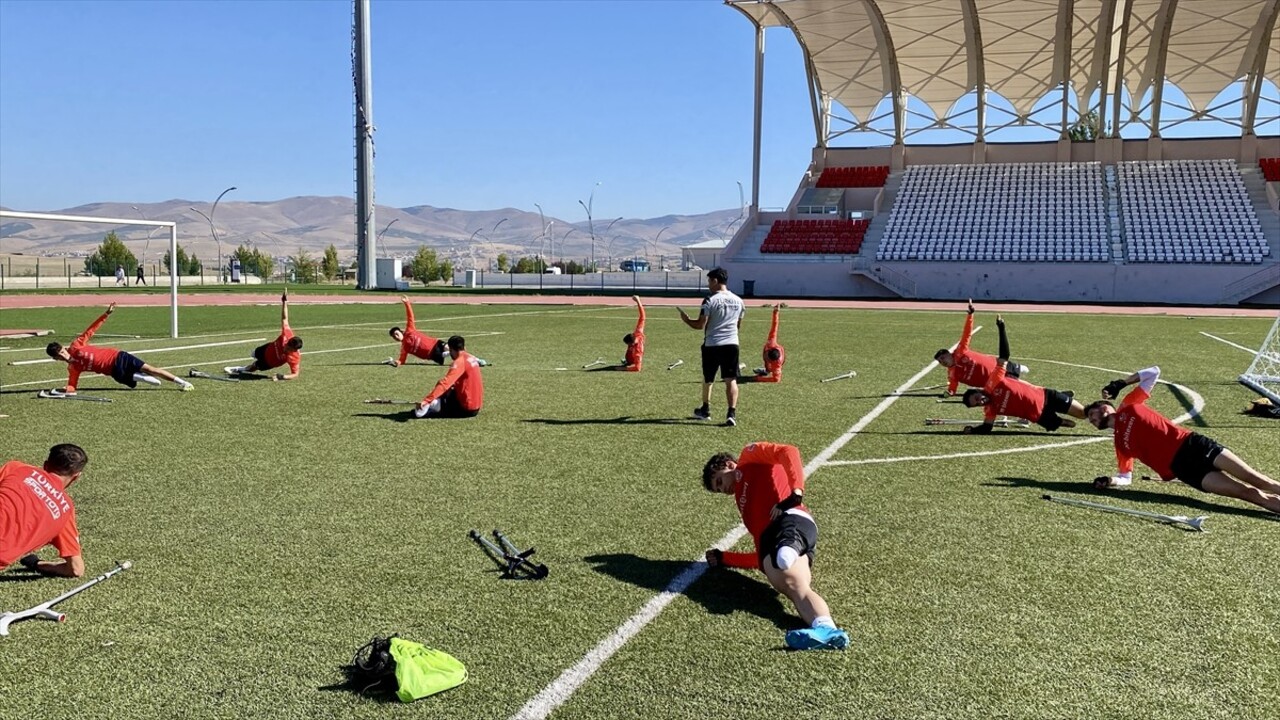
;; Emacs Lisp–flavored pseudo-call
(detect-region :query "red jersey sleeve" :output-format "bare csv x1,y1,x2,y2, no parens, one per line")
719,551,757,569
65,366,83,393
738,442,805,493
946,365,960,396
984,363,1007,393
404,299,416,331
398,340,411,366
766,306,779,346
955,312,974,355
422,359,466,405
51,508,80,559
635,303,645,335
72,311,111,351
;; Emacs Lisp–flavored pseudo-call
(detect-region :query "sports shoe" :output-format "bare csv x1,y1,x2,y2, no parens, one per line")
178,380,195,392
477,358,490,367
1108,475,1132,487
224,366,245,376
691,407,711,421
724,415,737,427
785,626,849,651
754,367,767,377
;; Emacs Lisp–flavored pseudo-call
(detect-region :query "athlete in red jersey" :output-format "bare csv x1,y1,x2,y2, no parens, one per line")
935,300,1025,396
46,303,193,393
1,444,88,578
621,296,646,371
702,442,849,651
414,335,484,418
740,304,786,383
1084,367,1280,513
227,290,302,381
961,316,1083,433
389,296,447,366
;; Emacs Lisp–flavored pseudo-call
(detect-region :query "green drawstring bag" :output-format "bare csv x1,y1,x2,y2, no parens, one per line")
388,637,468,702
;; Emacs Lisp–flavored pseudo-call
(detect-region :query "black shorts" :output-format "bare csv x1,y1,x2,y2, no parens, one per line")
429,340,448,365
701,344,740,383
438,388,481,419
250,343,270,370
110,352,147,387
757,512,818,568
1035,388,1075,431
1169,433,1225,491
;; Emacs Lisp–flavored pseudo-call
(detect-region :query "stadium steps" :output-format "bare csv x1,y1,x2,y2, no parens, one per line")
1105,165,1124,265
1240,165,1280,258
858,171,901,260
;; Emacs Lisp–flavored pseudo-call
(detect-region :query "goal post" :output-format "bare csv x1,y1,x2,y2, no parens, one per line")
0,209,180,338
1238,311,1280,407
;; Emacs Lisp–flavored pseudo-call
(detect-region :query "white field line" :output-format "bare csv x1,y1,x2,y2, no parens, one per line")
1199,331,1280,363
0,342,398,390
824,437,1109,466
509,345,960,720
9,338,266,365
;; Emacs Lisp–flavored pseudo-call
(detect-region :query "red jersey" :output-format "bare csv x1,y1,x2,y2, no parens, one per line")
759,306,784,382
421,350,484,411
65,311,121,392
982,364,1044,424
1112,386,1191,481
720,442,809,570
398,299,442,364
262,321,301,374
624,304,646,371
0,461,80,566
946,313,998,394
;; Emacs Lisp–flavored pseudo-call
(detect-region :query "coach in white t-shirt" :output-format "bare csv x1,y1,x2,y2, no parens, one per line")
679,267,745,426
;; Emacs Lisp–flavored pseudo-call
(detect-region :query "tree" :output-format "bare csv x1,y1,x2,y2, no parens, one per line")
322,244,341,281
231,244,274,279
512,256,540,273
291,250,319,284
1069,111,1102,142
437,258,453,282
186,253,202,274
84,232,138,277
496,253,510,272
409,246,438,285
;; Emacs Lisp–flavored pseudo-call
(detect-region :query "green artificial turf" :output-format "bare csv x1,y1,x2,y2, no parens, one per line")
1,301,1276,720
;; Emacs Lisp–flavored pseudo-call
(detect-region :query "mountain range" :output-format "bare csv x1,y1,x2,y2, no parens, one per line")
0,198,743,268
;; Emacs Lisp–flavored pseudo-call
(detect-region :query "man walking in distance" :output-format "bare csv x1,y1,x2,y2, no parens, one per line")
740,303,785,383
702,442,849,650
226,288,303,381
960,315,1084,433
414,336,484,418
1084,367,1280,514
1,444,88,578
934,300,1026,397
679,267,745,426
134,264,147,286
46,303,194,392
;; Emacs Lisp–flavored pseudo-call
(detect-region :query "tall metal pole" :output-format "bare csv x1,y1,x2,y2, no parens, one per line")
751,24,764,212
354,0,377,289
210,186,235,282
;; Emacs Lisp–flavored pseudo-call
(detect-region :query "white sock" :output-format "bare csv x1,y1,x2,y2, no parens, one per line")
134,373,162,386
812,615,836,630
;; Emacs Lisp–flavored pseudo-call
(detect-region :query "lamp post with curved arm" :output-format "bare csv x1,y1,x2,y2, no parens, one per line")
559,227,578,267
190,185,236,283
131,206,161,270
578,181,601,270
653,225,672,266
377,218,399,247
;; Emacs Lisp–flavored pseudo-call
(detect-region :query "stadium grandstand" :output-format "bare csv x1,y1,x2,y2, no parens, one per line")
719,0,1280,305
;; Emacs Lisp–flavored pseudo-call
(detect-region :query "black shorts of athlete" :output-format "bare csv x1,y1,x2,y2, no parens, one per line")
1035,388,1075,431
429,340,449,365
1169,432,1225,491
110,351,147,388
701,344,740,383
438,388,481,419
756,512,818,569
249,343,271,371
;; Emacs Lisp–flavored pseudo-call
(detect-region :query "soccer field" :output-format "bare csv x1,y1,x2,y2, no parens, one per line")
2,299,1277,720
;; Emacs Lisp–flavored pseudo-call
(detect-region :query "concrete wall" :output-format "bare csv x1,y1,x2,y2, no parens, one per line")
728,261,896,299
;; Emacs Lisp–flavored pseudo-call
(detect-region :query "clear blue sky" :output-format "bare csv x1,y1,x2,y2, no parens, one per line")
0,0,820,221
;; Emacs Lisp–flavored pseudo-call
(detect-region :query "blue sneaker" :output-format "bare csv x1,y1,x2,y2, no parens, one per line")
785,626,849,651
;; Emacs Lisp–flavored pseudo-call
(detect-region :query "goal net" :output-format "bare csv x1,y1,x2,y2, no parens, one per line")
1239,311,1280,408
0,209,181,337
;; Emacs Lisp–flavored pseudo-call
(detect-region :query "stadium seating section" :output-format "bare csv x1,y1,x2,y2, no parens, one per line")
760,218,869,255
1119,159,1268,264
1260,157,1280,182
815,165,890,188
877,162,1111,262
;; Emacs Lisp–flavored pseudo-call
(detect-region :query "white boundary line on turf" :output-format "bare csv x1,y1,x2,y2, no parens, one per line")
1198,331,1280,363
0,342,399,390
824,437,1109,466
9,338,266,365
508,343,960,720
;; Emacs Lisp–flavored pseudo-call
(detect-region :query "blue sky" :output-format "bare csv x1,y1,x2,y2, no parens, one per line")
0,0,818,221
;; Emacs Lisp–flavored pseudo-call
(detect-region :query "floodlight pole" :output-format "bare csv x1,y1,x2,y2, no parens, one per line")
211,186,236,282
579,181,601,270
353,0,377,289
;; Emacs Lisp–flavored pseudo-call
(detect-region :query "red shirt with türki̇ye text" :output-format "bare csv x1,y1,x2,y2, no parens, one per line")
0,461,80,566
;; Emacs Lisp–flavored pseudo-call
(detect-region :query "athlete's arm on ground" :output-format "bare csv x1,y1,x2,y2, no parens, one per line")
63,364,83,394
26,553,84,578
274,356,301,382
419,359,465,406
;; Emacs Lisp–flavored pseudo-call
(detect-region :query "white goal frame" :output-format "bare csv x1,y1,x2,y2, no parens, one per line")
0,209,180,338
1238,311,1280,407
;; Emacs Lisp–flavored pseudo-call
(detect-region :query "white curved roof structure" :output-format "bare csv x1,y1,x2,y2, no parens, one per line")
727,0,1279,144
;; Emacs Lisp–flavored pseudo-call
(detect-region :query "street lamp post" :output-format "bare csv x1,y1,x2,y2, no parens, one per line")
653,225,672,267
376,218,399,246
191,185,236,283
560,227,577,267
468,228,484,271
491,217,508,270
578,181,601,270
534,204,550,273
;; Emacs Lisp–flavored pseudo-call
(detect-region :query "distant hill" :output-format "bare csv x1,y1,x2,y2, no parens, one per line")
0,198,744,268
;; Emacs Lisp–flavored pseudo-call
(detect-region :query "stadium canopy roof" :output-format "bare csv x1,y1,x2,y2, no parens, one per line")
726,0,1279,144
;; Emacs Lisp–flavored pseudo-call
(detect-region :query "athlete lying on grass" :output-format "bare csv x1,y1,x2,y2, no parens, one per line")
934,300,1026,396
47,303,193,393
961,315,1084,434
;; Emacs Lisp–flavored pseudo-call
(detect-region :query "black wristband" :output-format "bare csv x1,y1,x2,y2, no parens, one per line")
19,554,39,570
776,491,803,512
709,549,723,565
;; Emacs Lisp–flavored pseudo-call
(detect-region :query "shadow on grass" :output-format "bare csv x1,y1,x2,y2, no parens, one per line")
584,553,798,632
859,429,1070,437
352,411,417,423
524,417,720,427
0,572,43,584
987,476,1277,521
316,674,402,704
